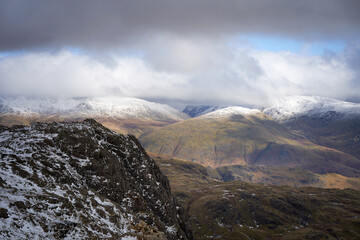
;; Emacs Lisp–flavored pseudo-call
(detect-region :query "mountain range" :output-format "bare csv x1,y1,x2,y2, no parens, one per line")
1,95,360,178
1,95,360,239
0,96,187,121
0,96,188,137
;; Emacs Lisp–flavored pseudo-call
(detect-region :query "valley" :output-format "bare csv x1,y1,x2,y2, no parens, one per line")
153,153,360,240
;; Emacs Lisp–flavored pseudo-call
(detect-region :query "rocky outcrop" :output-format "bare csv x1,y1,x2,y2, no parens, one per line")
0,119,192,239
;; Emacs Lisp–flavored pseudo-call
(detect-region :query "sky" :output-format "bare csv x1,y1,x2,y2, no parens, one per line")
0,0,359,108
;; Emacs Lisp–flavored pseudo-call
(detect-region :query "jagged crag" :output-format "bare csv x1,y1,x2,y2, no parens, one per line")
0,119,192,239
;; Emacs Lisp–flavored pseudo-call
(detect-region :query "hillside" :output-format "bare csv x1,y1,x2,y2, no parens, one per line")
152,154,360,240
211,165,360,190
0,120,192,239
141,109,360,177
150,153,360,191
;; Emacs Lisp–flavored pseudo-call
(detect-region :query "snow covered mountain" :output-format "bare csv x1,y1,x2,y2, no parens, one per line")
199,106,261,119
0,119,191,239
182,105,224,118
262,96,360,161
0,96,188,122
262,96,360,121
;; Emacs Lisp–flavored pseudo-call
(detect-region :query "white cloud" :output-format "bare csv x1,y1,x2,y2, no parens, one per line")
141,35,227,73
0,51,189,99
0,44,358,107
251,50,357,101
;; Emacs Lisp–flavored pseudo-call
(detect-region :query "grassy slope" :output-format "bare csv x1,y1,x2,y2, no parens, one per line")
285,117,360,160
150,152,360,192
211,165,360,190
151,153,360,240
142,114,360,177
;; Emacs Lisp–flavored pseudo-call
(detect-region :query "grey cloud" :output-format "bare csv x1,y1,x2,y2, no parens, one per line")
1,0,359,51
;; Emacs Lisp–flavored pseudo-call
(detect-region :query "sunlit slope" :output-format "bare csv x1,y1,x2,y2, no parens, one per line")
141,113,360,177
151,153,360,190
212,165,360,190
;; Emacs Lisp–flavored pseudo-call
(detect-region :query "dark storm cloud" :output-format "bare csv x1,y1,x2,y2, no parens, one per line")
0,0,359,51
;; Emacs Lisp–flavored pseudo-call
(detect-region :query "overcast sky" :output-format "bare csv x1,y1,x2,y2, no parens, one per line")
0,0,359,108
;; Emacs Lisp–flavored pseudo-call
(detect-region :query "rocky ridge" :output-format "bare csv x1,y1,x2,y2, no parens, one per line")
0,119,192,239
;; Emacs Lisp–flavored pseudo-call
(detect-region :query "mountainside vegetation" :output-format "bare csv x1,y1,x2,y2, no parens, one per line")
141,114,360,177
284,116,360,160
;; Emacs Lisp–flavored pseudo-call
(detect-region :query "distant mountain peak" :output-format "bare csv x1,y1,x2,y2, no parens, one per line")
262,95,360,121
199,106,261,119
0,96,189,122
182,105,224,117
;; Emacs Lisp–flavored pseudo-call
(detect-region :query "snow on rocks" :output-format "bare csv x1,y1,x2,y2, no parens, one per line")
0,119,191,239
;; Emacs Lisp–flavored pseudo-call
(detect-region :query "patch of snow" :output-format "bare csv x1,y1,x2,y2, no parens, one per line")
121,236,138,240
199,106,261,119
165,225,178,236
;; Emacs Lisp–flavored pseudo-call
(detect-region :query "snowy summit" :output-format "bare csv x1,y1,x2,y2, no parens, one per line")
0,96,188,122
199,106,261,119
262,96,360,121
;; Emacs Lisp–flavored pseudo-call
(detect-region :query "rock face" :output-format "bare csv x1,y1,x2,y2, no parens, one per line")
182,105,223,118
0,119,192,239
